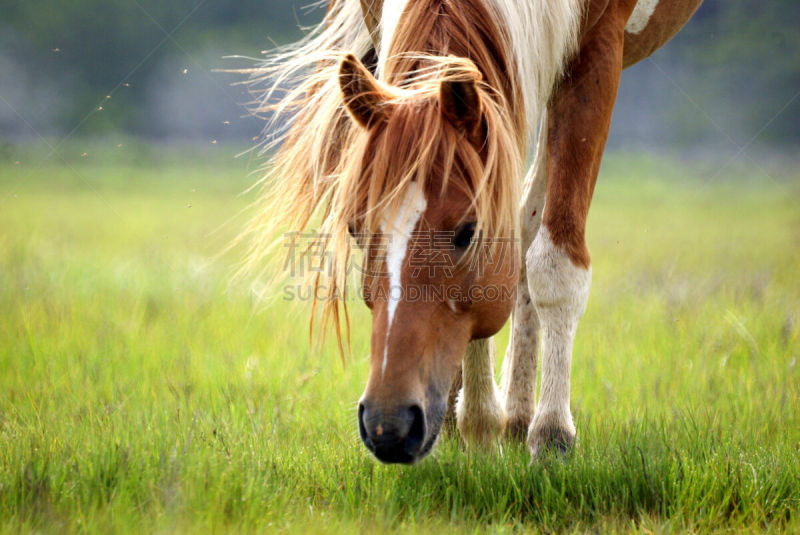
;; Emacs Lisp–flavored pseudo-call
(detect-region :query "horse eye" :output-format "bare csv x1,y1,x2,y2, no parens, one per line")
453,222,476,248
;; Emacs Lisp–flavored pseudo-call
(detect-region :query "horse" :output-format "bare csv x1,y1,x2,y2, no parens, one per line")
239,0,702,463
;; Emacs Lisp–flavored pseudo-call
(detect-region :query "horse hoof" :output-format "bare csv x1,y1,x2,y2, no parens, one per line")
504,416,531,442
528,419,575,458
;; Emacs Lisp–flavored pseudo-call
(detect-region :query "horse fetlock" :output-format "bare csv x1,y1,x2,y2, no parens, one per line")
502,385,535,441
504,409,533,441
527,408,576,457
455,389,507,450
442,365,463,436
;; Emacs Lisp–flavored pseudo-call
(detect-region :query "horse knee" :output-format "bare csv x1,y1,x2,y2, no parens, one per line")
526,227,591,321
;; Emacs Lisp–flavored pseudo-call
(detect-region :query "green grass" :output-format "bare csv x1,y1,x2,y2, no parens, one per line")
1,146,799,533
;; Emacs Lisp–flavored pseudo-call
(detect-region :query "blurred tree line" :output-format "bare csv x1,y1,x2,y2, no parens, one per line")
658,1,800,148
1,0,798,147
0,0,313,139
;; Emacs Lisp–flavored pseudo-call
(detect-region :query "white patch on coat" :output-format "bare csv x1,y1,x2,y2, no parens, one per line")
377,0,411,76
625,0,659,34
379,180,427,375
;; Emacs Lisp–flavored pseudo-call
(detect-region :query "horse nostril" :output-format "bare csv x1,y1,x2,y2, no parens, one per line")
358,402,373,450
404,404,425,455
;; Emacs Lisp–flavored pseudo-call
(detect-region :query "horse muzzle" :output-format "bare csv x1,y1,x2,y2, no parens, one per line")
358,400,428,464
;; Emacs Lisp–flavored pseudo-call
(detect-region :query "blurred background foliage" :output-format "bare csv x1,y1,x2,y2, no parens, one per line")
0,0,798,150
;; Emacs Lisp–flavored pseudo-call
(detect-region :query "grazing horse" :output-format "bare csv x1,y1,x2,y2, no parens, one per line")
241,0,702,463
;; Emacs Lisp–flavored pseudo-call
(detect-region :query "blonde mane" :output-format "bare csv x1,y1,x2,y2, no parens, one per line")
234,0,580,347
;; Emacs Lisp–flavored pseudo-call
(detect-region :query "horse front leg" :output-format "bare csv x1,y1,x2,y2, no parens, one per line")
456,338,507,451
501,115,547,440
526,5,632,456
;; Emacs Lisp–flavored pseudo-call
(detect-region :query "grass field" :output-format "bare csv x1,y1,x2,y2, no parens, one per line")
1,145,799,533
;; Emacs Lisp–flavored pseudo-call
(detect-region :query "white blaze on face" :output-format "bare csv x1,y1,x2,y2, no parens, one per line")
379,180,427,376
625,0,659,34
377,0,411,77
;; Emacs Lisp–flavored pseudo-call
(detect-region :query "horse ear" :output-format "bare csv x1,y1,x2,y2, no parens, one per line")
339,54,389,128
440,77,483,137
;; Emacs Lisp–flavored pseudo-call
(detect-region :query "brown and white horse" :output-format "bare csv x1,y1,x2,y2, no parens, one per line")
241,0,702,463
